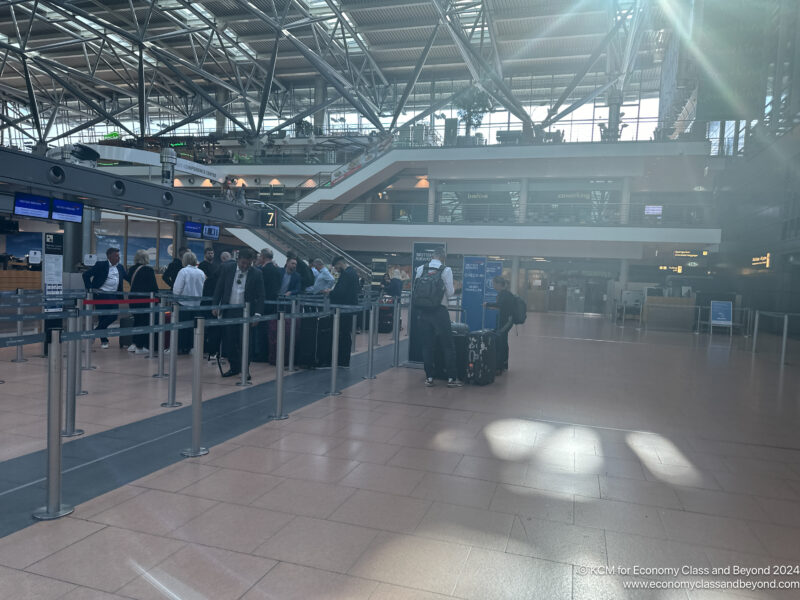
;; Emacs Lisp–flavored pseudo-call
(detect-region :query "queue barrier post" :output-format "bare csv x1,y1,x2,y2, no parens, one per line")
162,303,182,408
182,318,209,457
147,293,156,359
237,303,252,387
83,291,95,370
75,299,87,395
288,299,297,372
781,314,789,366
328,308,341,396
271,311,289,420
392,300,401,368
364,304,376,380
61,313,84,438
351,308,358,352
153,309,167,378
12,289,27,363
752,311,760,353
33,328,73,521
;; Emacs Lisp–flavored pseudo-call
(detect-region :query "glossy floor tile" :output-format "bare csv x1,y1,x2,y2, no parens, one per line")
3,313,800,598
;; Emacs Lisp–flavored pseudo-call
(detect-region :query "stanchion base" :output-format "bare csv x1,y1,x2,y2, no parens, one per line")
235,381,253,387
326,390,341,396
78,390,88,396
32,504,74,520
270,414,289,420
82,366,97,371
153,373,168,378
160,401,183,408
11,359,28,363
362,375,377,380
181,447,209,457
60,429,85,438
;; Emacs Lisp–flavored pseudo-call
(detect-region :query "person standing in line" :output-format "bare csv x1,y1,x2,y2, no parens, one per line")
484,276,514,374
198,247,221,356
82,247,127,349
173,251,206,355
414,249,462,387
127,249,159,354
213,248,265,378
258,248,283,313
279,256,302,298
325,256,360,367
162,246,187,289
307,258,335,294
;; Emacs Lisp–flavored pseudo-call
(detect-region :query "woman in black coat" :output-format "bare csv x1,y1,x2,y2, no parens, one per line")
127,249,160,353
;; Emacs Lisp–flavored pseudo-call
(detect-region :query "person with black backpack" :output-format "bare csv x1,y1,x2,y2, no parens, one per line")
413,249,463,388
484,276,516,375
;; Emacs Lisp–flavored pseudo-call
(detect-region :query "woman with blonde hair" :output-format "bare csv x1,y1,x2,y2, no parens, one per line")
128,249,159,354
173,250,206,354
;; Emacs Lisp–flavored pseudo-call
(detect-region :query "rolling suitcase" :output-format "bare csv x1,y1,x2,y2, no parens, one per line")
295,305,322,368
433,322,469,381
466,329,497,386
118,316,134,348
378,296,397,333
267,318,291,365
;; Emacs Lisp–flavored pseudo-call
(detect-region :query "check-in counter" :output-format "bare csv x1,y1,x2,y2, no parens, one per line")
642,297,696,331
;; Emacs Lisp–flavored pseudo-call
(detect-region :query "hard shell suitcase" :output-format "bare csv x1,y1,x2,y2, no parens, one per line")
433,328,468,381
267,318,291,365
118,316,135,348
295,305,323,368
466,329,496,385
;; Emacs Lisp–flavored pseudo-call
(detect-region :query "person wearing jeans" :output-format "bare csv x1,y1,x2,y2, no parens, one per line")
82,247,127,348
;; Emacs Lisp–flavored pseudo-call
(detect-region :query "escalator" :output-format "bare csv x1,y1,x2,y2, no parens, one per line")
227,203,371,281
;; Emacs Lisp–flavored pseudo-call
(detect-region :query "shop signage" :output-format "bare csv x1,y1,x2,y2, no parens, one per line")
751,253,771,268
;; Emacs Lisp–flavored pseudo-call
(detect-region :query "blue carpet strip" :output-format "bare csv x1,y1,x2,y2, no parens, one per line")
0,340,407,538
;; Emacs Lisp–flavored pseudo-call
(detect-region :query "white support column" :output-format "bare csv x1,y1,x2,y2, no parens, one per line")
620,177,631,225
619,258,629,290
427,179,436,223
510,256,521,295
518,178,529,224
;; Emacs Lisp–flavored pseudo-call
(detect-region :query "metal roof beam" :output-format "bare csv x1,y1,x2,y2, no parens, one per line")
390,22,440,131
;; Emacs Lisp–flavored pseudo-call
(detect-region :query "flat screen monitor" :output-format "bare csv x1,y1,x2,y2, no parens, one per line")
184,221,203,239
202,225,220,240
14,193,50,219
51,198,83,223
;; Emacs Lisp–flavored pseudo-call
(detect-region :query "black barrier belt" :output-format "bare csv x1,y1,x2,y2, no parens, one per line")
0,333,45,348
61,321,195,342
179,303,246,313
76,306,172,318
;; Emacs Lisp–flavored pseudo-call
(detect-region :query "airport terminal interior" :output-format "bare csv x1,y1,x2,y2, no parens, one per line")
1,0,800,598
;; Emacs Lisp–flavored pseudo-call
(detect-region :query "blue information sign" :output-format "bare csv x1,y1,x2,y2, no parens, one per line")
710,301,733,326
483,261,503,330
462,256,486,331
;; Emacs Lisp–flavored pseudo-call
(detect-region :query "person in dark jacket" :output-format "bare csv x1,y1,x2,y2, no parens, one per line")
278,257,302,298
325,255,360,367
287,250,314,291
161,245,187,288
382,272,403,299
484,276,515,374
82,247,127,348
258,248,283,314
127,249,159,354
198,247,221,355
213,248,265,378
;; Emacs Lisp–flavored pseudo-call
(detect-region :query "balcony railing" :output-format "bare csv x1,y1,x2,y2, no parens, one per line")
295,201,718,228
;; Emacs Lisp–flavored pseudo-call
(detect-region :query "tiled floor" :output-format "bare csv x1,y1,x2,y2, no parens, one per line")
1,313,800,598
0,315,401,462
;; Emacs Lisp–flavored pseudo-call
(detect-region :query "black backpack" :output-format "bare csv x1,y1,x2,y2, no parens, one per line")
511,294,527,324
413,265,445,308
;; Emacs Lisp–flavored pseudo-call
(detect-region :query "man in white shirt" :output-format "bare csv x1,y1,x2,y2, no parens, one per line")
306,258,335,294
82,247,127,349
413,249,462,387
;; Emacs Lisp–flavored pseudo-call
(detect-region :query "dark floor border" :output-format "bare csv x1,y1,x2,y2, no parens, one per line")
0,341,407,538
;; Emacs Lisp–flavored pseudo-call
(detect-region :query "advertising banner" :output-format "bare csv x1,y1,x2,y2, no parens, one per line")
483,261,503,329
462,256,486,332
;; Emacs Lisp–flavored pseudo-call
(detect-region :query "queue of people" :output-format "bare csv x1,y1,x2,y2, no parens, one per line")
81,245,365,380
